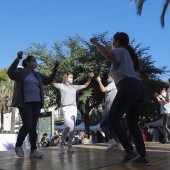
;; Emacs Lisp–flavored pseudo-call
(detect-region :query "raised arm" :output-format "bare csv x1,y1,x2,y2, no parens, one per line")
80,72,94,90
51,82,57,88
90,38,115,61
40,61,59,85
96,76,107,92
7,51,23,81
154,93,167,104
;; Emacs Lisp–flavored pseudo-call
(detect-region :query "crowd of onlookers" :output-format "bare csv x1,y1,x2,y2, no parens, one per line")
40,130,107,147
141,125,165,143
40,125,168,148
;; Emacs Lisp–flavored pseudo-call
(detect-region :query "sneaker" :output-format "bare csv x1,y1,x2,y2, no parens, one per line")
160,139,170,144
29,150,44,158
112,143,122,150
67,146,75,153
59,141,65,152
120,150,139,163
15,147,24,157
106,142,118,151
129,156,150,166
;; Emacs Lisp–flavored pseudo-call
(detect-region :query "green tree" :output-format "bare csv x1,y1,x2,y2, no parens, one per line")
134,42,169,125
0,69,14,132
0,68,8,85
24,32,169,133
24,33,111,134
131,0,170,27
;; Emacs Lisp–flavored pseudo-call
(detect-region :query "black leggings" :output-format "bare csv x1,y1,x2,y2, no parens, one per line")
163,113,170,139
108,78,146,156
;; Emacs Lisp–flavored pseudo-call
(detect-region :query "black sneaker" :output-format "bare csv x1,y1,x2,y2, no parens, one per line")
160,139,170,144
120,150,139,163
129,156,150,166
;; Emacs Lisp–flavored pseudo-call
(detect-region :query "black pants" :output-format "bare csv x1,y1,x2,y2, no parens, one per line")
163,113,170,140
108,78,146,156
16,102,41,152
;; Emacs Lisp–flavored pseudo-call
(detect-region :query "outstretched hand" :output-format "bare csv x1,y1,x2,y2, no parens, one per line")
89,72,94,78
17,51,23,59
154,93,158,97
96,76,101,82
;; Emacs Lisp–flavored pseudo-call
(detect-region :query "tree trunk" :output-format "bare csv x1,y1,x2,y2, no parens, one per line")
83,113,90,136
10,107,16,133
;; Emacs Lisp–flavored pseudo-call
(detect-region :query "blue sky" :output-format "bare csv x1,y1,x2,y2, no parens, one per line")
0,0,170,80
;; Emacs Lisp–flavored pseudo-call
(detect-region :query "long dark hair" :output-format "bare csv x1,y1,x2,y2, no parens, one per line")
22,55,34,68
114,32,139,71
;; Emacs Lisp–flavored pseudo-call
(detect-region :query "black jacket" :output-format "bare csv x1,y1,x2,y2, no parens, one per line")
7,58,57,108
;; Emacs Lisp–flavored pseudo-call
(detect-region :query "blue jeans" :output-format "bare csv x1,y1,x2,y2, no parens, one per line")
16,102,41,152
100,110,118,142
108,78,146,156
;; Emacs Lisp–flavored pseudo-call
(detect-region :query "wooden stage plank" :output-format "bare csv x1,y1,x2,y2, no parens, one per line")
0,142,170,170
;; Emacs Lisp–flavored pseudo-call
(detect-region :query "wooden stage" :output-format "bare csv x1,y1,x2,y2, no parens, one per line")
0,142,170,170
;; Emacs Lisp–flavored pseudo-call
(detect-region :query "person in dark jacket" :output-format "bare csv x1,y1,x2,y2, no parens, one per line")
7,51,59,158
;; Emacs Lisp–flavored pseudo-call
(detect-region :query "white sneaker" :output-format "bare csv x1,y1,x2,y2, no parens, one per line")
15,147,24,157
106,142,118,151
59,141,65,152
67,146,75,153
29,150,44,158
112,143,122,150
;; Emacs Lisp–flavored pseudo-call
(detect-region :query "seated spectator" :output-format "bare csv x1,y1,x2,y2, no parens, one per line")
142,126,152,142
148,125,159,142
81,134,90,144
96,130,104,143
73,133,79,145
51,133,60,146
40,133,51,147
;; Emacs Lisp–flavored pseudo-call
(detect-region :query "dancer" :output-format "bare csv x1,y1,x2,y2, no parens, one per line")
7,51,59,158
51,72,94,152
96,73,120,150
90,32,150,165
155,87,170,143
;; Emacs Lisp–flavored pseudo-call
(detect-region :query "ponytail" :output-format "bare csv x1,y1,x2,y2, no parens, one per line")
123,45,139,71
114,32,140,71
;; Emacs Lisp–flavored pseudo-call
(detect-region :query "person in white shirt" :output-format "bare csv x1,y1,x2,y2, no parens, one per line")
96,73,121,150
155,87,170,143
51,72,94,152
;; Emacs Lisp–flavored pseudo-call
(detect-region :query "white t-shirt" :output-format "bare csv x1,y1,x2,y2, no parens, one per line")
110,47,141,85
55,83,81,107
162,88,170,114
160,101,170,114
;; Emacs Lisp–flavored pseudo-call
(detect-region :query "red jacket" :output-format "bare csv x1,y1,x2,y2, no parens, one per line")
142,131,152,141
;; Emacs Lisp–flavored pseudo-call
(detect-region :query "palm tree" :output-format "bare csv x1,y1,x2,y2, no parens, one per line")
0,78,14,132
131,0,170,27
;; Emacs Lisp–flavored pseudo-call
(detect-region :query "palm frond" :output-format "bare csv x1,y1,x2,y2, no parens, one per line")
160,0,170,27
137,0,146,15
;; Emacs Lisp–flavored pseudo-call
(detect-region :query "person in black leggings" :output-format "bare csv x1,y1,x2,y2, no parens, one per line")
90,32,150,165
7,51,59,158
